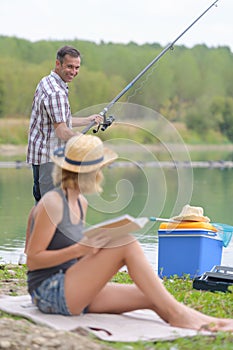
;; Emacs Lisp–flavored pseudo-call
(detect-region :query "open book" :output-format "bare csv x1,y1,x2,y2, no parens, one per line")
83,214,149,239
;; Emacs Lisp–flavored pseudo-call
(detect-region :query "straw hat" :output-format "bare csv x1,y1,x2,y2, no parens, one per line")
171,204,210,222
51,134,118,173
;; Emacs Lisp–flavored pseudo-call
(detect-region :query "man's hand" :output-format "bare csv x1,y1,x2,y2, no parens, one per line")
72,114,103,127
86,114,103,125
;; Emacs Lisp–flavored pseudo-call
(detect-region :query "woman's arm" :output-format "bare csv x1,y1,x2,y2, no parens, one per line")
24,205,36,254
26,192,89,271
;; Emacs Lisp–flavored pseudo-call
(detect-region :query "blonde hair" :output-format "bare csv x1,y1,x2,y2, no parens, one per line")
52,165,104,194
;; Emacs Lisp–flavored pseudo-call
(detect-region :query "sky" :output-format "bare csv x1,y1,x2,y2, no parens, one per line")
1,0,232,52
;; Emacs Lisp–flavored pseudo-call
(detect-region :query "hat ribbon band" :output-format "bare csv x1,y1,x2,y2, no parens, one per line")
65,156,104,166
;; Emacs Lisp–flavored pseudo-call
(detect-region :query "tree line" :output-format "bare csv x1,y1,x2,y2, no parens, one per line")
0,36,233,142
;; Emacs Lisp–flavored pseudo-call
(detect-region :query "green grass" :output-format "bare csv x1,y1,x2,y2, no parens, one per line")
0,263,27,296
0,118,230,146
0,118,29,145
110,273,233,349
0,264,232,349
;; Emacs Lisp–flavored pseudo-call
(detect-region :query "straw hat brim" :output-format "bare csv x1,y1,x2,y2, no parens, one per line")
171,215,210,223
51,147,118,173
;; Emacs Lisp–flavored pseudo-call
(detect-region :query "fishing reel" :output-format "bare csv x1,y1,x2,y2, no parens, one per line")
93,115,115,133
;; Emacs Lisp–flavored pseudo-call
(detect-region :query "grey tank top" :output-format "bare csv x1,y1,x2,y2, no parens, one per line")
27,187,84,294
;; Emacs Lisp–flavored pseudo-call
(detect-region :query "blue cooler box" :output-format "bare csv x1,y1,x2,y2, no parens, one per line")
158,222,223,278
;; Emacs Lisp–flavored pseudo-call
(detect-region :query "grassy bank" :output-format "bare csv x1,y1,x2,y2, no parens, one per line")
0,118,231,146
0,264,233,349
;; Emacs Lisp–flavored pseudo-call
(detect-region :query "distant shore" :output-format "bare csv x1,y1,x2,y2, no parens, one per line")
1,143,233,158
1,143,233,169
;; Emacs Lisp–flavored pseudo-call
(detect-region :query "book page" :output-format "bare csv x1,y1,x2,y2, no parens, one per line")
83,214,148,239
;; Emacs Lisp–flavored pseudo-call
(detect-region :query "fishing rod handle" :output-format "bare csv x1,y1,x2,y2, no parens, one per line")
81,120,96,134
81,108,108,134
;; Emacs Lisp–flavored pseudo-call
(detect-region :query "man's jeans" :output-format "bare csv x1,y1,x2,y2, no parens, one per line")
32,162,54,203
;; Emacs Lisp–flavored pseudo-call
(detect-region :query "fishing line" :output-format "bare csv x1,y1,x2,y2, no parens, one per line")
126,48,174,103
80,0,220,134
126,62,160,103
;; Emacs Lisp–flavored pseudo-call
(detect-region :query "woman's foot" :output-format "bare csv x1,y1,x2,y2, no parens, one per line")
168,303,233,332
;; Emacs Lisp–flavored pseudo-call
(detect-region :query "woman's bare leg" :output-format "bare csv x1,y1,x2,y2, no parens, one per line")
87,283,233,332
65,239,233,331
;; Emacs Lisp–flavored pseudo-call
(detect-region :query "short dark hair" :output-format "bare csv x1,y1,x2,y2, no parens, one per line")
56,46,81,64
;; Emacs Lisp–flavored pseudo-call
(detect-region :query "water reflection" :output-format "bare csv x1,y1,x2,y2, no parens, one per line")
0,162,233,269
1,231,233,273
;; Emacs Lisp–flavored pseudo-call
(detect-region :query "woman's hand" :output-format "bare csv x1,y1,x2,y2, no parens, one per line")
78,234,111,256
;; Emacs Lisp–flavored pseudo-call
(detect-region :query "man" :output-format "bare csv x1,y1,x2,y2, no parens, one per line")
27,45,102,203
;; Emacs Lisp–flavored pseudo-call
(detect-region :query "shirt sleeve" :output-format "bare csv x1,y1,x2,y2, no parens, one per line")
44,91,70,124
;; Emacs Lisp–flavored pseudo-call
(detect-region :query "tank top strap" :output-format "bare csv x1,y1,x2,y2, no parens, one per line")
77,197,84,221
54,187,84,223
53,187,70,222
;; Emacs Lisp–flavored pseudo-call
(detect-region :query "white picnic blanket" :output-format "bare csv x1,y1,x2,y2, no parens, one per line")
0,294,207,342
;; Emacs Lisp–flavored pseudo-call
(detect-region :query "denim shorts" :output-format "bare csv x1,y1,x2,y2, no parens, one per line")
31,271,88,316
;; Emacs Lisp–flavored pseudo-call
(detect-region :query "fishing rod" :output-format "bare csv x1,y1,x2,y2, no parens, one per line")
82,0,220,134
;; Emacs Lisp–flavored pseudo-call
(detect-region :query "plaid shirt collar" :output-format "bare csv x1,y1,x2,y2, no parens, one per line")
50,71,69,93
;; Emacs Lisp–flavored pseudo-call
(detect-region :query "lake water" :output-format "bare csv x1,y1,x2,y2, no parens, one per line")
0,146,233,272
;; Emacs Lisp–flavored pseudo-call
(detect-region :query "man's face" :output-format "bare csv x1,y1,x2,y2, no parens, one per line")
55,54,81,83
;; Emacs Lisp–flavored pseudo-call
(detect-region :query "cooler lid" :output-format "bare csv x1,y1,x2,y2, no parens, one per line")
159,221,218,232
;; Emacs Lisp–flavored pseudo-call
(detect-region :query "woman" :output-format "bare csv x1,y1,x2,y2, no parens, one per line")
26,134,233,332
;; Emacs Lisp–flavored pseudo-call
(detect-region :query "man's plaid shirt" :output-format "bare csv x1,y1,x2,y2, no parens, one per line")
27,71,72,165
